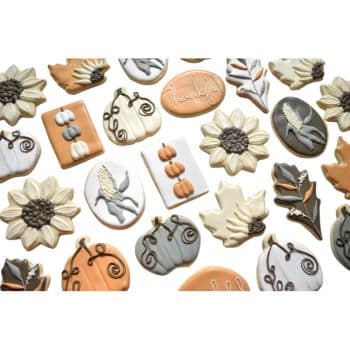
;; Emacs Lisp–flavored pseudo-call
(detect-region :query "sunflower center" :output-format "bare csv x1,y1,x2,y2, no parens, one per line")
90,68,104,83
21,199,55,229
0,79,24,104
219,127,249,154
311,63,324,80
340,92,350,112
248,217,265,236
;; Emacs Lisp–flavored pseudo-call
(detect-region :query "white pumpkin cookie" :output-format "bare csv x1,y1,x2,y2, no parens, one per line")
200,182,268,247
84,162,145,228
257,234,323,291
0,177,80,250
103,87,161,145
200,109,269,176
0,130,41,182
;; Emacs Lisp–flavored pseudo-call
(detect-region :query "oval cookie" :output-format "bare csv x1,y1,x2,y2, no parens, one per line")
0,130,41,182
62,238,130,291
135,215,200,275
161,70,225,117
331,205,350,270
119,58,168,84
103,87,161,145
84,162,145,228
272,97,327,157
179,266,250,291
257,234,323,291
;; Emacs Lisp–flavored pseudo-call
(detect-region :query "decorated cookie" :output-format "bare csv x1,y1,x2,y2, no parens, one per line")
0,130,41,182
48,59,110,94
322,137,350,199
119,58,168,84
135,215,200,275
181,59,208,63
62,237,130,291
317,76,350,131
161,70,225,117
103,87,161,145
0,65,46,126
85,162,145,228
273,163,322,240
257,234,323,291
200,182,268,247
226,58,269,113
200,109,269,176
271,97,327,157
0,177,80,250
331,205,350,270
268,59,325,90
42,101,104,168
179,266,250,291
141,137,208,208
1,258,50,291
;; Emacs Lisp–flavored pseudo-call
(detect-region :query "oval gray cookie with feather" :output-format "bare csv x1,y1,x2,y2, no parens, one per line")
135,215,201,275
272,97,327,157
84,162,145,228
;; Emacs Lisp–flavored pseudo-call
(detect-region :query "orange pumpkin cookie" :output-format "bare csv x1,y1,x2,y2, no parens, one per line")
62,238,130,291
179,266,250,291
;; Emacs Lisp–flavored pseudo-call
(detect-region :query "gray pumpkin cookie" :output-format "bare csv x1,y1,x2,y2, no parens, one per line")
135,215,200,275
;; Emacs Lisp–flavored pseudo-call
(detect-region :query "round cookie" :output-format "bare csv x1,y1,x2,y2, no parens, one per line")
62,237,130,291
84,162,145,228
179,266,250,291
1,258,50,291
119,58,168,84
161,70,225,117
330,205,350,270
271,97,327,157
257,234,323,291
0,130,41,182
135,215,200,275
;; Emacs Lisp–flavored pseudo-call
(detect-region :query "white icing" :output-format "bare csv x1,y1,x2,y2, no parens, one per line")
141,137,208,209
103,87,161,145
55,110,75,125
70,141,89,160
84,162,145,228
119,58,168,84
0,130,41,181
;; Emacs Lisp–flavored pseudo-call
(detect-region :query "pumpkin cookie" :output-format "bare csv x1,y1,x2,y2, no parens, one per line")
62,237,130,291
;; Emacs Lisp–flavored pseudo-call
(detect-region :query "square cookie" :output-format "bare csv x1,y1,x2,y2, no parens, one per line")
142,137,208,208
42,101,104,168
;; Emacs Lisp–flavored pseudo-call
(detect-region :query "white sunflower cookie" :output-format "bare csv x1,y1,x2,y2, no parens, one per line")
0,177,80,250
200,109,269,175
0,65,46,126
317,77,350,131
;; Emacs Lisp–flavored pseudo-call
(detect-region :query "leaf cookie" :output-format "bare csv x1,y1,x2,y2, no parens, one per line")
273,163,322,240
226,58,269,113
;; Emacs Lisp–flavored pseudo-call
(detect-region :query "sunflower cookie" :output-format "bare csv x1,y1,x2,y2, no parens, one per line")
268,59,325,90
1,258,50,291
0,177,80,250
200,109,269,176
49,59,110,94
200,182,268,247
0,65,46,126
317,77,350,131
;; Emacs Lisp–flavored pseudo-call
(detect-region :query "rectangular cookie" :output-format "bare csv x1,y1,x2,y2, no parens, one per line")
42,101,104,168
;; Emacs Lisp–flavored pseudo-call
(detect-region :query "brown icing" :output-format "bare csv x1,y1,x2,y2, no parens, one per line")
179,266,250,291
48,59,110,94
322,137,350,199
161,70,225,117
158,144,177,161
62,238,130,291
173,178,194,198
42,101,104,168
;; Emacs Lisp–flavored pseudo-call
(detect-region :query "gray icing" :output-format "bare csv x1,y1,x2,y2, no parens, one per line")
272,97,327,157
135,215,200,275
62,125,81,141
121,59,164,76
331,205,350,270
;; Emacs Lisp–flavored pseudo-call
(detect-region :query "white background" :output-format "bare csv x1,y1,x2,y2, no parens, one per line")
1,0,348,348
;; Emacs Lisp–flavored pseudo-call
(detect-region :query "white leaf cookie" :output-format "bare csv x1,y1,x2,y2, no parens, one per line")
200,182,268,247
